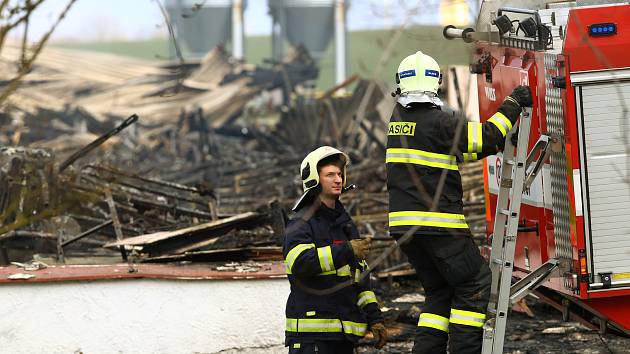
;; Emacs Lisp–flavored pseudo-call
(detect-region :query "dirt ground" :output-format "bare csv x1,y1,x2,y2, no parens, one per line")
355,278,630,354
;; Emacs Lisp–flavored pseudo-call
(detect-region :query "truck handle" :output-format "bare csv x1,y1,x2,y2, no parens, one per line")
524,134,552,190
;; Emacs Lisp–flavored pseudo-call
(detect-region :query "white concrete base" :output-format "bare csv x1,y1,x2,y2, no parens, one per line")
0,278,289,354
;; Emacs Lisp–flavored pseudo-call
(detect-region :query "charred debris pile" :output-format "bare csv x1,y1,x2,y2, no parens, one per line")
0,44,485,273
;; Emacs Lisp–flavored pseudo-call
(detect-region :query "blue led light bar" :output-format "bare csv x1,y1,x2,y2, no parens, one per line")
589,23,617,37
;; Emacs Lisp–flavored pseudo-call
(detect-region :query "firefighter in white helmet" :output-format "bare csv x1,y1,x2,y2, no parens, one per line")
387,51,532,353
283,146,387,353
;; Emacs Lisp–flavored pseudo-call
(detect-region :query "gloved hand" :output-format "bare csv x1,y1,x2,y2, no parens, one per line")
508,85,533,107
349,238,371,260
369,322,388,349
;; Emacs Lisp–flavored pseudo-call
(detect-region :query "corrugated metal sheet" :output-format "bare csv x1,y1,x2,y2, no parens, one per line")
545,53,573,268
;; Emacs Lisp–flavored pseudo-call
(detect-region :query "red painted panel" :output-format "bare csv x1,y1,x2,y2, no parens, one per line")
0,263,287,283
564,5,630,72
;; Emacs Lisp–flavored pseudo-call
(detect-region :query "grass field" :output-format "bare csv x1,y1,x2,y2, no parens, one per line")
55,25,473,89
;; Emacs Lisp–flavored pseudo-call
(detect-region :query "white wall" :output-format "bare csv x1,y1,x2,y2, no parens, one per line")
0,278,290,354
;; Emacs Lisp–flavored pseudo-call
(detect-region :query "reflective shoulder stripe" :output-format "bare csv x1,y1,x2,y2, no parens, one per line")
418,313,449,333
389,211,469,229
487,112,513,137
467,122,483,153
285,318,367,337
285,243,315,274
386,148,458,171
450,308,486,328
357,291,378,308
317,245,335,272
463,153,478,162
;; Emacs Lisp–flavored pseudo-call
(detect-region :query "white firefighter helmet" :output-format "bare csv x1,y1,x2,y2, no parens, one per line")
292,146,349,211
395,51,443,106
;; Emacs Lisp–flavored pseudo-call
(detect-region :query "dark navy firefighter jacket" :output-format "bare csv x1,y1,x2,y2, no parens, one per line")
283,199,383,346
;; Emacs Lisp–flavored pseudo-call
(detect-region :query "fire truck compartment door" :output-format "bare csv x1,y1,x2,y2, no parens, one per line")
579,81,630,279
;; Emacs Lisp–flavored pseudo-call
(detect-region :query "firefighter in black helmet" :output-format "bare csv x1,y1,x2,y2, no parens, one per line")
386,51,532,354
283,146,387,353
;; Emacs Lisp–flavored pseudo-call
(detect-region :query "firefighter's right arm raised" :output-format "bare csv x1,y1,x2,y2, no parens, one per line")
441,85,533,161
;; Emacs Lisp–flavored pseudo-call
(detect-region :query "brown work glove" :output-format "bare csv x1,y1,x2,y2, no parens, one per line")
349,238,371,260
369,322,388,349
507,85,533,107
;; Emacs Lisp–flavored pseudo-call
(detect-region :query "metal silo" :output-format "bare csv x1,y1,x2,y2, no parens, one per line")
269,0,348,84
165,0,246,60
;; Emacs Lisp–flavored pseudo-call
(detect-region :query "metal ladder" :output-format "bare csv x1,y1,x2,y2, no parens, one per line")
482,107,557,354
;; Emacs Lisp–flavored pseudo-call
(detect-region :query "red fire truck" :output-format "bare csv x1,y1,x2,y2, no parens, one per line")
446,1,630,335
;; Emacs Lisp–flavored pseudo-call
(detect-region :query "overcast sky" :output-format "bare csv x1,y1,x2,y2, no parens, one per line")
21,0,477,42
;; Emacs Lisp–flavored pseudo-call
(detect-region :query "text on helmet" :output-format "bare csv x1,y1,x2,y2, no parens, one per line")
425,69,439,78
399,70,416,78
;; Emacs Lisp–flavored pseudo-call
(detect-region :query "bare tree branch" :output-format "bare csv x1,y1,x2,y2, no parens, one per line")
0,0,79,106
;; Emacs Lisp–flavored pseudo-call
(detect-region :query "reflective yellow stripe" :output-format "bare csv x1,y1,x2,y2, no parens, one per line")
389,211,469,229
358,259,369,272
342,320,368,336
357,291,378,308
286,318,341,333
487,112,513,137
286,318,367,336
450,308,486,328
386,148,458,171
467,122,483,153
293,343,301,349
463,153,478,162
317,245,334,272
285,243,315,274
310,264,351,277
336,264,352,277
418,313,449,333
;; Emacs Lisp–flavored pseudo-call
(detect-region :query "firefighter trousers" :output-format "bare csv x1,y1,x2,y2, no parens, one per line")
398,233,491,354
287,340,354,354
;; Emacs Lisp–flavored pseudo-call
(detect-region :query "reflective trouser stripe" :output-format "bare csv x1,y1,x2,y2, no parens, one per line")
285,243,315,274
463,153,478,162
450,308,486,327
467,122,483,153
389,211,469,229
386,148,458,171
317,245,334,272
418,313,449,333
487,112,513,137
286,318,367,336
357,291,378,308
